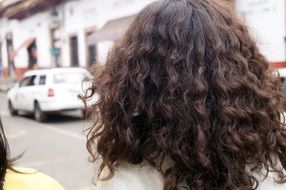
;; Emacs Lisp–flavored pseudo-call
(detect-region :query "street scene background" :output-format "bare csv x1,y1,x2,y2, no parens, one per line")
0,0,286,190
0,92,96,190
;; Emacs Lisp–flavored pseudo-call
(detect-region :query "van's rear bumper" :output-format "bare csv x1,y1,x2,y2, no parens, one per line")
39,98,84,112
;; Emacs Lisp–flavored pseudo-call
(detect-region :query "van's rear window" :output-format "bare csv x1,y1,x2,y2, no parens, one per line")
53,73,86,84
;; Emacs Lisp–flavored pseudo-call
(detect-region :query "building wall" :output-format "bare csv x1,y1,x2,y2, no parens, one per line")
1,0,286,78
0,10,54,77
236,0,286,66
0,19,8,75
14,11,52,68
0,0,155,78
0,18,16,74
60,0,154,66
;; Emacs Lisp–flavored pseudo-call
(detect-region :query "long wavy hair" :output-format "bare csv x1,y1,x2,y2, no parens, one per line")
0,118,9,190
85,0,286,189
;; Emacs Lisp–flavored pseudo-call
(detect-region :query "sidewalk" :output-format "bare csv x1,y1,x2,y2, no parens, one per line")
0,77,16,93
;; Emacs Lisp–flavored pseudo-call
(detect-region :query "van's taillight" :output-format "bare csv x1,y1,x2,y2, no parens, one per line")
48,88,55,97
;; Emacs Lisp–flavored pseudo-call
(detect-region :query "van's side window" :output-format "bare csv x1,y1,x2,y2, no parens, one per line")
19,75,37,87
39,75,46,85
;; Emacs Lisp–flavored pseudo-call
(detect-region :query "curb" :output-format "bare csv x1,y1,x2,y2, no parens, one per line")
0,83,15,93
0,85,9,93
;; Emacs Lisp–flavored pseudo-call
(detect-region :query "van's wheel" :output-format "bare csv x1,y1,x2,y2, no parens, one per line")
34,102,47,122
8,100,18,116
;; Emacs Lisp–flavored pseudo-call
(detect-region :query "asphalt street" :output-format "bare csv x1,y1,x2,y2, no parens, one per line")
0,92,97,190
1,91,282,190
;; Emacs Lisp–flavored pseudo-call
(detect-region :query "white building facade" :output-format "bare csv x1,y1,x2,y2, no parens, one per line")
0,0,154,78
0,0,286,78
236,0,286,68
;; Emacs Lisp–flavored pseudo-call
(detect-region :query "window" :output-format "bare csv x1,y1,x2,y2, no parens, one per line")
19,75,36,87
88,44,97,66
50,27,62,67
39,75,46,85
281,77,286,95
281,77,286,110
70,35,79,67
0,42,2,76
53,72,86,84
86,31,97,66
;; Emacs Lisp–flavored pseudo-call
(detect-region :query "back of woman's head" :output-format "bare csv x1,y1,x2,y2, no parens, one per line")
86,0,286,189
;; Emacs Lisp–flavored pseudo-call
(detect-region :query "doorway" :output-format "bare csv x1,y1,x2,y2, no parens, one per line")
27,40,37,69
6,33,15,77
86,31,97,66
69,35,79,67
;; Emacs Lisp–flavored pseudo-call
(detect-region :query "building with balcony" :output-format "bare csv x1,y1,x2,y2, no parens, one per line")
0,0,285,79
0,0,154,78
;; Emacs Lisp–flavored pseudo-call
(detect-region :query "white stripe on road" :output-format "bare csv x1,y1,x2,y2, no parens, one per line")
6,128,27,140
21,157,78,168
80,187,95,190
41,123,86,141
1,110,86,141
0,110,10,117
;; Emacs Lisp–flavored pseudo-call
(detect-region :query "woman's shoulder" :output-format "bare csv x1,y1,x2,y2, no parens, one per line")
95,162,164,190
94,162,286,190
4,167,64,190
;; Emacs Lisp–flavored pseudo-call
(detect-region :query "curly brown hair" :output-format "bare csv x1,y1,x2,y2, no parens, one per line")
0,118,9,189
85,0,286,189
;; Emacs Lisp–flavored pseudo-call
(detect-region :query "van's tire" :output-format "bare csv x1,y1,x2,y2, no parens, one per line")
81,109,89,119
8,100,18,116
34,102,47,122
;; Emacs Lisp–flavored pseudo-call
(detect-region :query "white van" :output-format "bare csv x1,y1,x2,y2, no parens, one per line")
7,67,93,122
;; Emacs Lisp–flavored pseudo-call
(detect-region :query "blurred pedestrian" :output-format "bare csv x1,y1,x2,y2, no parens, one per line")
0,118,65,190
85,0,286,189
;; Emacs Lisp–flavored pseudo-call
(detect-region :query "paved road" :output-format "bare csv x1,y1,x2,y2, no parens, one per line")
3,91,282,190
0,92,97,190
